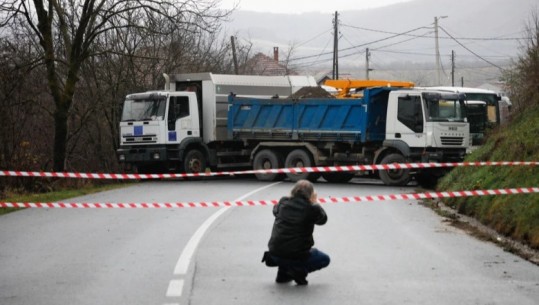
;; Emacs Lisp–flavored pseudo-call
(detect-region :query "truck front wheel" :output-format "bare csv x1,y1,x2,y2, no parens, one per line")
284,149,320,182
378,153,411,186
253,149,285,181
183,149,207,174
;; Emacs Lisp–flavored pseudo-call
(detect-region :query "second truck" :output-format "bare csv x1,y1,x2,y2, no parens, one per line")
117,73,470,186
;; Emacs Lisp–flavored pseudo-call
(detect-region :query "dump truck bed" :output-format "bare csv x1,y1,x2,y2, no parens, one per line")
227,88,392,143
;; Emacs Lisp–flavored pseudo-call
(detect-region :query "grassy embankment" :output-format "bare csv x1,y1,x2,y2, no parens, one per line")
437,104,539,248
0,182,131,216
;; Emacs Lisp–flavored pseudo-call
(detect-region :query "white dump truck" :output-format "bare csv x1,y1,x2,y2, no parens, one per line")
117,73,470,186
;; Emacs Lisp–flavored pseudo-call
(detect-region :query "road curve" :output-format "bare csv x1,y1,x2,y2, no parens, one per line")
0,178,537,305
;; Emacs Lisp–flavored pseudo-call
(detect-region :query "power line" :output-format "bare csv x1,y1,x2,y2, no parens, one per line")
340,33,365,61
439,26,505,71
371,31,434,51
374,48,513,60
342,24,433,38
288,24,431,62
287,20,515,69
291,36,335,69
325,29,433,61
341,23,525,41
374,49,437,57
340,25,432,52
296,28,333,47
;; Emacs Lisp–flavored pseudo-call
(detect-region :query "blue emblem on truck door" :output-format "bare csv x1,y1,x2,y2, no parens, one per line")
168,131,177,141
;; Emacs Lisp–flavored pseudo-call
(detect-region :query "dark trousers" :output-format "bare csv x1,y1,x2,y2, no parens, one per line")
271,248,330,274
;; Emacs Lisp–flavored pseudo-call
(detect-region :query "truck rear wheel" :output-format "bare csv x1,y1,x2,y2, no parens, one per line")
253,149,285,181
183,149,207,175
284,149,320,182
378,153,411,186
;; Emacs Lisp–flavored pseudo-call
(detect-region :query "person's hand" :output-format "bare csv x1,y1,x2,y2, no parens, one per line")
310,191,318,204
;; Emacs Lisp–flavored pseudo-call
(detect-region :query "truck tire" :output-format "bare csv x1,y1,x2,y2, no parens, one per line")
183,149,207,174
253,149,285,181
284,149,320,182
322,172,355,183
378,153,411,186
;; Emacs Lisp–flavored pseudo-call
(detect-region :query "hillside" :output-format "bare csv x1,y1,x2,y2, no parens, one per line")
225,0,535,85
437,104,539,248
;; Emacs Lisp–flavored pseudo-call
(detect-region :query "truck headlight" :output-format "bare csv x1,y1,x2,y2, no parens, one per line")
119,154,125,161
152,152,160,160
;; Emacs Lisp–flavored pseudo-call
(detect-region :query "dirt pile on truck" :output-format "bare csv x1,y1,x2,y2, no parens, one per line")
288,86,335,99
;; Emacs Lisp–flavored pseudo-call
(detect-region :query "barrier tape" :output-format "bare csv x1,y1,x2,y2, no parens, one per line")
0,161,537,180
1,187,537,209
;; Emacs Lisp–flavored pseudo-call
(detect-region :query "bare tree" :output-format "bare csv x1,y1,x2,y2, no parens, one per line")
281,41,299,75
62,7,237,172
503,9,539,112
0,0,231,171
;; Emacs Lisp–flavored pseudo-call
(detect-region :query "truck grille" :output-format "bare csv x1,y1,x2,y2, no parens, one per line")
124,136,157,143
441,136,463,146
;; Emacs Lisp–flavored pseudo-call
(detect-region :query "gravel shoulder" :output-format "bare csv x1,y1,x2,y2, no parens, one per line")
423,199,539,265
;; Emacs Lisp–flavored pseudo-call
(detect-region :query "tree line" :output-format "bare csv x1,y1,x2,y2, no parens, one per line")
0,0,258,192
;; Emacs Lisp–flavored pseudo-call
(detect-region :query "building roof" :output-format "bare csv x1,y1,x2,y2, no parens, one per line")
241,52,296,76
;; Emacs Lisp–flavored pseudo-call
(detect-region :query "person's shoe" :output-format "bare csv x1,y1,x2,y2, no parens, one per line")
275,269,293,283
293,276,308,285
287,269,308,286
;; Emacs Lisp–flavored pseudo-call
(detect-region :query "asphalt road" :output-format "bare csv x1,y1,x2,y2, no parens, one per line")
1,178,538,305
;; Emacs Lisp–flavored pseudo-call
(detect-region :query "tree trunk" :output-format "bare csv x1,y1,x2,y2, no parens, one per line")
53,102,69,172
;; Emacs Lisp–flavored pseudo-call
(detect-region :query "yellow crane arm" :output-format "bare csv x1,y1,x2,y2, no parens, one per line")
324,79,415,98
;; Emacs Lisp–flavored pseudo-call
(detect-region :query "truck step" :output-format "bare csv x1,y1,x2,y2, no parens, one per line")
216,150,251,157
216,162,252,169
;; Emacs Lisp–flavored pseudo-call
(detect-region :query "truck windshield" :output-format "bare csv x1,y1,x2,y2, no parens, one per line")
425,97,466,122
121,98,166,121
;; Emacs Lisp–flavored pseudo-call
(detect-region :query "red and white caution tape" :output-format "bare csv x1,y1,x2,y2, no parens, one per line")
1,161,537,180
1,187,537,209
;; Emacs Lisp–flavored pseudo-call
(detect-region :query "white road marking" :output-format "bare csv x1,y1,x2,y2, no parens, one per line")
166,181,282,301
166,280,184,297
173,206,231,275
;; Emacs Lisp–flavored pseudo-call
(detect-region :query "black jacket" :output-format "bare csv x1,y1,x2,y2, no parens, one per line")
267,195,327,260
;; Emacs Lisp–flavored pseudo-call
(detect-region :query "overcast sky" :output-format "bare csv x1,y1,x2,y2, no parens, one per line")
219,0,413,14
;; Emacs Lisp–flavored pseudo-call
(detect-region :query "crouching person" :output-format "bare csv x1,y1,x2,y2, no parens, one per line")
262,180,330,285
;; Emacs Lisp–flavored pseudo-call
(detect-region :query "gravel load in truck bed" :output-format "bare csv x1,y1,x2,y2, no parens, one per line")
288,86,335,99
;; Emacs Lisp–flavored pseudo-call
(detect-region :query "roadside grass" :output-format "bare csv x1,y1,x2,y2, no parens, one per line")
0,182,133,216
438,104,539,249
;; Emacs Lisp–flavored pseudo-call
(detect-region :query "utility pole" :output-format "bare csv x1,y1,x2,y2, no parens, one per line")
451,50,455,87
366,48,372,80
332,11,339,80
434,16,447,85
231,36,239,75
